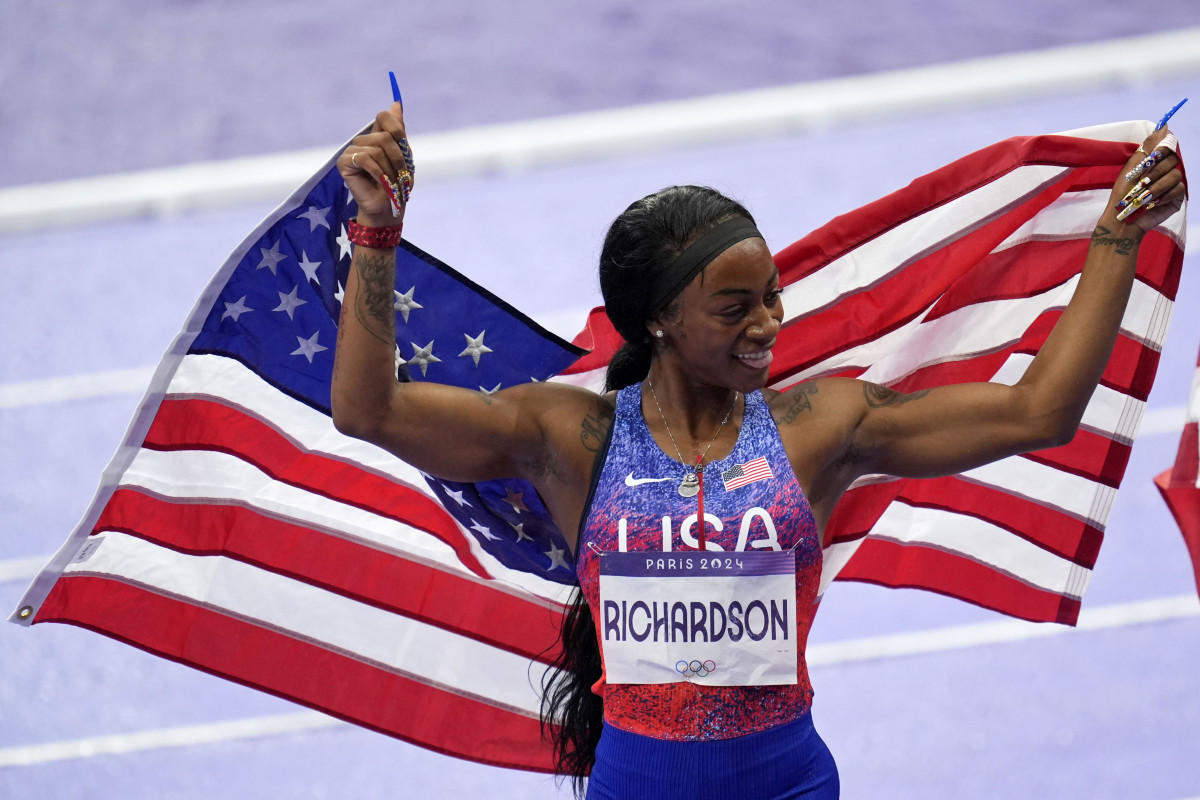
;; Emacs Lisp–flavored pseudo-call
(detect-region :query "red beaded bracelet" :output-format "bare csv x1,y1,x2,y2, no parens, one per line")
347,219,404,249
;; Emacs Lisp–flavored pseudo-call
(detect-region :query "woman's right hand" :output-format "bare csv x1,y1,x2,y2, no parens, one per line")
337,102,411,228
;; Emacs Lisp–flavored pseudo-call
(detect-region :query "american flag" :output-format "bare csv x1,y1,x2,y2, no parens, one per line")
721,457,775,491
10,119,1187,770
1155,343,1200,596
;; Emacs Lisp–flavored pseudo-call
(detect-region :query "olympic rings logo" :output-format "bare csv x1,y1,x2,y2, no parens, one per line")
675,659,717,678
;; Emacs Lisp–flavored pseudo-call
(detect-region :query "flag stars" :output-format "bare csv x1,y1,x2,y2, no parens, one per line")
544,543,570,571
336,225,352,261
458,331,494,367
298,252,322,284
221,296,253,322
291,330,328,363
470,520,499,541
256,241,286,275
298,205,332,232
334,281,346,306
503,488,528,514
274,286,309,319
444,488,472,508
511,521,532,543
408,341,441,376
480,382,502,395
394,287,423,324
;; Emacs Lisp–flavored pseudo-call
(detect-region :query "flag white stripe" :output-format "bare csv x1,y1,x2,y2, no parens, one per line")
779,165,1071,316
168,355,417,480
993,189,1107,249
120,448,464,565
961,455,1115,525
816,504,1092,599
994,188,1188,251
160,355,573,602
868,502,1092,596
62,532,546,716
779,274,1172,388
992,353,1146,445
843,453,1114,527
117,448,572,603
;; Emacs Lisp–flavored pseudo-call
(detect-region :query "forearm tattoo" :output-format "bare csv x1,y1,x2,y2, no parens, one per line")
778,382,819,425
1091,224,1142,257
353,251,396,345
863,382,930,408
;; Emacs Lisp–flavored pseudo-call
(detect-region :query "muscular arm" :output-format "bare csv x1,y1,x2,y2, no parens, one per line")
328,104,611,549
776,129,1185,498
331,241,596,484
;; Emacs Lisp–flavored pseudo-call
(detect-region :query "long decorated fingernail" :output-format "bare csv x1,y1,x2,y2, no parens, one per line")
389,71,404,109
1125,150,1164,182
380,175,402,216
1117,176,1152,209
398,137,415,176
1116,191,1154,221
1155,97,1187,131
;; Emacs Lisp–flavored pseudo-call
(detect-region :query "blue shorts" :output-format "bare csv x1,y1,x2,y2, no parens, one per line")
586,711,839,799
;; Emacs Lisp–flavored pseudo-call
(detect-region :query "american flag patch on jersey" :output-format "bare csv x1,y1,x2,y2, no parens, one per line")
721,457,774,491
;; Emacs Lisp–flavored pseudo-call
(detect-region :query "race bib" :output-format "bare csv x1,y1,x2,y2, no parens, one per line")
597,550,798,686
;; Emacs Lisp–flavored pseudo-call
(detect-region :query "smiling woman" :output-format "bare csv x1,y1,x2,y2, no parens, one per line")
328,101,1185,800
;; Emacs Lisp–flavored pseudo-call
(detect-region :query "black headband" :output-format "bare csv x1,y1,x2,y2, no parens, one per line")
648,216,764,317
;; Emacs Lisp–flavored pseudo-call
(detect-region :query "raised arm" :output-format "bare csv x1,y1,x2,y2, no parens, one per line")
782,127,1186,493
329,104,605,500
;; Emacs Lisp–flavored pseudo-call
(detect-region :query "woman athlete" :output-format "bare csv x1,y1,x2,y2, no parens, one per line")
330,102,1185,799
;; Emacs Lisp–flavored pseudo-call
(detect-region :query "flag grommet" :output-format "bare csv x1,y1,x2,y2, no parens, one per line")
17,606,33,620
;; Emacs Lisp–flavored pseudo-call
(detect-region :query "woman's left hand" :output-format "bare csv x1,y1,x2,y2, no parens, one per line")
336,102,413,228
1101,127,1187,235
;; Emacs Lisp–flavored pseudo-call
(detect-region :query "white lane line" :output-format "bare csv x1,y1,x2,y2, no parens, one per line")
0,366,154,409
2,593,1195,767
0,712,343,768
808,594,1200,668
2,29,1199,233
0,556,50,584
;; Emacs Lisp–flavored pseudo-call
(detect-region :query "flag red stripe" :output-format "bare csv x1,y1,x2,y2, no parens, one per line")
94,488,564,662
827,478,1104,568
1022,428,1131,489
780,165,1076,327
35,576,558,772
143,397,492,579
881,311,1164,404
836,536,1082,624
924,228,1180,325
773,135,1135,280
561,171,1174,384
772,210,1176,385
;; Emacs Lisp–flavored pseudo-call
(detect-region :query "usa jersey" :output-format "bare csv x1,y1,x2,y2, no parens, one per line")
577,383,823,741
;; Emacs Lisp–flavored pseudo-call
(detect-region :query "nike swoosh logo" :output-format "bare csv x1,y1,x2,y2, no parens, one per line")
625,473,672,487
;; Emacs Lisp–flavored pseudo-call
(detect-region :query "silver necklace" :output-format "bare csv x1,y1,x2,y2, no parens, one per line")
646,379,739,498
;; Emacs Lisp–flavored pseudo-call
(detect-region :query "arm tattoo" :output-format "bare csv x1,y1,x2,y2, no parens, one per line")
778,382,819,425
1091,224,1142,257
353,251,397,346
863,383,930,408
581,412,612,453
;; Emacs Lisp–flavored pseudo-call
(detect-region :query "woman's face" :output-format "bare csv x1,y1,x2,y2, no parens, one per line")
655,237,783,393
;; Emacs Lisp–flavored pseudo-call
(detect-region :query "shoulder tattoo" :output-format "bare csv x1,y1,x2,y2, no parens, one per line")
581,409,612,453
776,382,820,425
862,382,930,408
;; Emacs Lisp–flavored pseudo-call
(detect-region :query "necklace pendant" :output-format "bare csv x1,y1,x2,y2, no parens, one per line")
678,471,700,498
